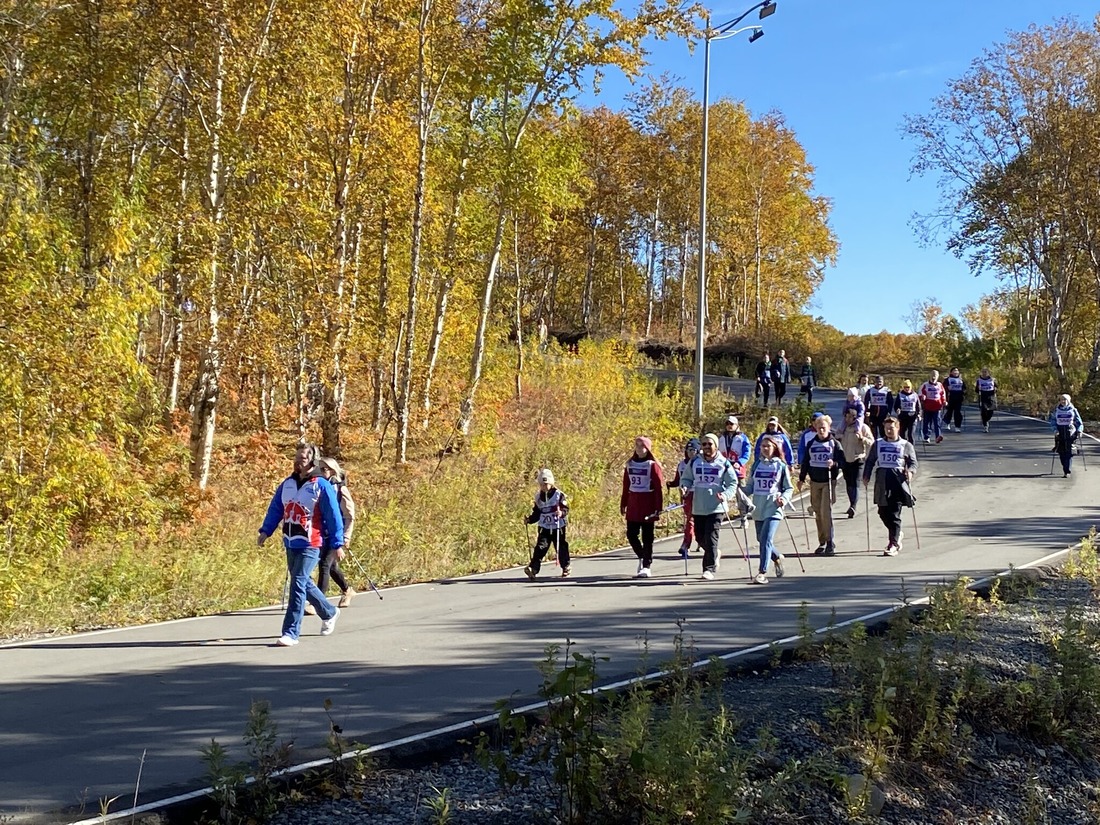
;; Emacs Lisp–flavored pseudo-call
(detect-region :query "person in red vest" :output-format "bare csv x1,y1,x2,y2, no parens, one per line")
621,436,664,578
919,370,946,443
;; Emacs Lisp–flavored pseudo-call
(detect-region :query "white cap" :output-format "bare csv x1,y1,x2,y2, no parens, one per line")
537,468,555,485
726,415,738,424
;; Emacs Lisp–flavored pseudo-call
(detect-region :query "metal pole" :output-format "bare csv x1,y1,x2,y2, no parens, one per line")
694,25,712,424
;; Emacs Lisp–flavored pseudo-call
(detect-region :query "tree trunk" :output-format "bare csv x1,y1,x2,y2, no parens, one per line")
457,199,508,437
644,197,659,338
371,212,391,431
513,214,524,399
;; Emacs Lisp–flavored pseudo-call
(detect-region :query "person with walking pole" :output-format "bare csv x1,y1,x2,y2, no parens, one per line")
798,414,845,556
976,368,997,432
667,438,701,559
862,415,919,557
524,468,571,579
863,375,894,440
258,443,345,647
622,436,664,577
1050,394,1085,478
749,435,794,584
837,406,875,519
683,434,740,581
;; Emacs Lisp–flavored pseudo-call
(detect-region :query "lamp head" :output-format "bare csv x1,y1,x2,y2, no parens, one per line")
758,1,776,19
748,28,765,43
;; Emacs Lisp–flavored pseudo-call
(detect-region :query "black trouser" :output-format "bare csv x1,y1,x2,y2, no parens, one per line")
898,412,918,444
979,393,995,425
774,381,787,404
693,513,722,572
868,409,888,439
945,392,964,427
1056,427,1077,474
877,501,904,544
531,526,569,574
627,520,655,567
841,459,863,508
318,549,349,594
760,382,771,405
800,385,813,404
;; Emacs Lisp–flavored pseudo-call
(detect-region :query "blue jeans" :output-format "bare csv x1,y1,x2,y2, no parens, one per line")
922,410,942,440
283,547,337,639
754,518,781,574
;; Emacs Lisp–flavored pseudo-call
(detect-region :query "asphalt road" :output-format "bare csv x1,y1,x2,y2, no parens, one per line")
3,376,1098,823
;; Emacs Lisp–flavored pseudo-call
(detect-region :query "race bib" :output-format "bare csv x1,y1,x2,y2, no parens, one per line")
808,441,833,468
753,466,779,497
870,390,888,407
899,394,917,413
627,461,652,493
1055,409,1074,427
877,441,905,471
977,378,995,392
696,462,722,489
947,377,964,391
924,384,941,400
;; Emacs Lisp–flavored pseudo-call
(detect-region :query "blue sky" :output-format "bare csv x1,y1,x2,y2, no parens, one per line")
594,1,1099,335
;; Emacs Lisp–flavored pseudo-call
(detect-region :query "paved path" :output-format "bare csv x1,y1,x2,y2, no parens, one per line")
3,377,1097,822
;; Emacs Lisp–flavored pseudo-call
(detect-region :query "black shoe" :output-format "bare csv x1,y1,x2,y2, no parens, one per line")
814,545,826,555
845,507,855,519
823,544,836,557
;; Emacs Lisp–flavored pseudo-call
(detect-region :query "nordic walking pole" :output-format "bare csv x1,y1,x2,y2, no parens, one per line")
909,505,921,550
723,507,752,580
780,511,807,573
798,484,812,554
864,482,872,555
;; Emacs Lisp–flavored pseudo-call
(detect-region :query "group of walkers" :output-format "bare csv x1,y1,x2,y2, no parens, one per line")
520,363,1089,587
257,443,358,646
754,350,817,405
258,364,1087,644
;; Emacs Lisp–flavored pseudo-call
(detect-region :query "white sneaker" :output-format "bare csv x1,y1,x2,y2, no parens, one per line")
983,424,989,433
883,544,899,557
636,560,643,575
637,567,651,578
754,573,769,584
320,608,340,636
701,570,715,581
946,424,953,432
276,635,298,647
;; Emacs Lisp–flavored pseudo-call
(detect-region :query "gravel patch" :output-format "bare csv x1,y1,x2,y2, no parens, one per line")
268,575,1100,825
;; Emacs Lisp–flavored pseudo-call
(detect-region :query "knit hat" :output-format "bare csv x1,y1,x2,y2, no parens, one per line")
701,433,719,449
760,434,786,459
635,435,653,452
537,468,555,485
686,437,701,453
902,379,913,390
1060,394,1072,406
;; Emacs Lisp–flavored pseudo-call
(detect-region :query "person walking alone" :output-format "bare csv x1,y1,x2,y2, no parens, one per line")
798,414,844,556
524,468,571,578
683,434,740,580
976,368,997,432
862,415,918,556
1050,394,1085,477
750,435,793,584
258,444,344,647
621,436,664,577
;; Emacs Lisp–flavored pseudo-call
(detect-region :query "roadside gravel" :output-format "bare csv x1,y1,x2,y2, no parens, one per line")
269,573,1100,825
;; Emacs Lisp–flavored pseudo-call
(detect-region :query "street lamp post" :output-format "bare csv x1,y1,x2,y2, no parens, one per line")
694,0,777,423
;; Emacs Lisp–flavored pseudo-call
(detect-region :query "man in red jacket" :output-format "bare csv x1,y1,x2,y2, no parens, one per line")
621,435,665,578
919,370,946,443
